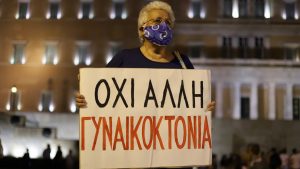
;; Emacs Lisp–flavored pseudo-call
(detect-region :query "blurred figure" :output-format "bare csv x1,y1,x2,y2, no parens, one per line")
23,148,30,159
54,145,63,160
248,144,268,169
42,144,51,159
279,148,289,169
289,148,300,169
66,149,74,169
212,154,218,169
269,148,282,169
220,154,229,169
0,138,3,158
22,148,31,169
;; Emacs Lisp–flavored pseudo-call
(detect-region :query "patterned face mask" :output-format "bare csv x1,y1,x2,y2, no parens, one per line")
143,21,173,46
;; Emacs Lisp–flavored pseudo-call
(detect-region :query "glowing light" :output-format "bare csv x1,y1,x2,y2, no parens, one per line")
85,56,92,66
295,11,299,20
15,13,19,19
200,9,206,19
282,11,287,20
11,86,17,93
12,145,25,158
121,10,127,19
264,0,271,19
89,10,94,19
106,53,113,64
187,8,194,18
42,56,46,64
232,0,239,18
10,57,15,64
27,145,39,159
17,104,22,111
49,103,55,112
38,103,43,112
26,11,30,19
57,11,62,19
109,9,116,19
53,56,59,65
70,100,77,113
50,147,56,159
6,103,10,111
77,10,83,19
21,57,26,64
46,11,51,19
74,55,80,65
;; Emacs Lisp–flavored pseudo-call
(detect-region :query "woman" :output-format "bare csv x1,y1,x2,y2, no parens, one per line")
76,1,215,111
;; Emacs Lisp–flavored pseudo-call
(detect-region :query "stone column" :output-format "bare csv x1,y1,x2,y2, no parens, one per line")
285,83,293,120
215,82,223,118
250,83,258,120
233,83,241,119
268,83,276,120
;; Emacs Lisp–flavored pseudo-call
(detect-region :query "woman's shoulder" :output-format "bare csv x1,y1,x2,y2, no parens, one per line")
177,52,194,69
118,47,141,56
106,47,141,67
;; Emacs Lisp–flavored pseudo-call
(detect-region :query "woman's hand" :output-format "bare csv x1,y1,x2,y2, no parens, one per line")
76,92,87,108
205,101,216,112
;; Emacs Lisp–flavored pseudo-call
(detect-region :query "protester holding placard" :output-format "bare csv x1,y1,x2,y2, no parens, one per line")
76,1,215,168
76,0,215,111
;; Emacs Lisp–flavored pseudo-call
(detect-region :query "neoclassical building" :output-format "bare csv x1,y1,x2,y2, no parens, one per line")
0,0,300,158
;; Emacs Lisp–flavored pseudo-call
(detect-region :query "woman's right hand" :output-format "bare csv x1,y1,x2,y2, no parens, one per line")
76,92,87,108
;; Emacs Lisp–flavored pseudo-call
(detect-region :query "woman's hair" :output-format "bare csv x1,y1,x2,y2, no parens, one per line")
137,1,175,42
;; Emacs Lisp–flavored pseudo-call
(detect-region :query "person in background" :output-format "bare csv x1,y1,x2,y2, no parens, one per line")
54,145,63,160
289,148,300,169
279,148,289,169
42,144,51,159
248,144,268,169
269,148,282,169
65,149,74,169
0,138,3,159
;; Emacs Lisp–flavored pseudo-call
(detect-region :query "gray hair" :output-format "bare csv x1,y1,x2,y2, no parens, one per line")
137,1,175,43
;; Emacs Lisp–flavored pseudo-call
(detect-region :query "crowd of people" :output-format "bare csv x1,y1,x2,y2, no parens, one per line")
213,144,300,169
0,141,77,169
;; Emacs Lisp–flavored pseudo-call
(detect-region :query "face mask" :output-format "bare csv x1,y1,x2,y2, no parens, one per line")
143,21,173,46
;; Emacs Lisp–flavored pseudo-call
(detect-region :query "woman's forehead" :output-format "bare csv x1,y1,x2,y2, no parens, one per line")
147,9,170,20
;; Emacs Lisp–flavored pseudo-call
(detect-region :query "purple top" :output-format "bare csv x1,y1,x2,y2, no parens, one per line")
106,48,194,69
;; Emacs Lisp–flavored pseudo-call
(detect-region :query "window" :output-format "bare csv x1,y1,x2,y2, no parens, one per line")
239,0,248,18
222,37,232,58
254,0,265,18
284,2,296,20
7,86,21,111
16,1,30,19
223,0,233,17
255,37,264,59
11,43,26,64
241,97,250,119
284,46,299,60
188,0,204,19
74,41,92,65
110,0,126,19
188,44,203,58
293,97,300,120
106,42,122,64
239,37,248,58
47,1,61,19
43,43,58,65
78,1,93,19
39,91,54,112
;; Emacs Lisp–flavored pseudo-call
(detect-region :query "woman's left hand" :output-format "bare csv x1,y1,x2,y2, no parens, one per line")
205,101,216,112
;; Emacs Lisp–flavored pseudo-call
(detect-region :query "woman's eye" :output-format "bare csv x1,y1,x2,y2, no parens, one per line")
154,19,161,23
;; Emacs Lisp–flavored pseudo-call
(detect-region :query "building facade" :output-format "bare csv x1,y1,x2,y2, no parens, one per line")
1,0,300,159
